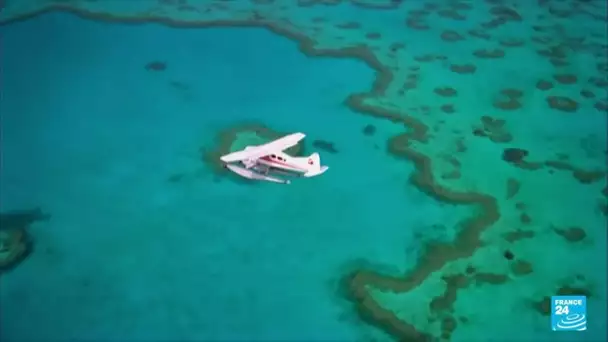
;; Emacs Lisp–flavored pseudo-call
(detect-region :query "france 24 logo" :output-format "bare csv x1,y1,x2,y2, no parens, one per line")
551,295,587,331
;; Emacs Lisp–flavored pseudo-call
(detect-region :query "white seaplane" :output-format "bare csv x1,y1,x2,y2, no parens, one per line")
220,132,329,184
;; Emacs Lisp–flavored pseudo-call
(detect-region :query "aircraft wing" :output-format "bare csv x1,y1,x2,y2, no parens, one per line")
220,132,305,163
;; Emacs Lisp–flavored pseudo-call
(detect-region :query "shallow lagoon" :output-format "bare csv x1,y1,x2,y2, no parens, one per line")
0,13,469,340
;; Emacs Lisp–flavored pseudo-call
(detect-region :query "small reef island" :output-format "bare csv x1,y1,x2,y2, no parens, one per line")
1,0,606,341
202,123,304,175
0,208,49,273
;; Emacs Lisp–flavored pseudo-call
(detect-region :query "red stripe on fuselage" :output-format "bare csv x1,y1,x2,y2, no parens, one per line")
259,156,306,171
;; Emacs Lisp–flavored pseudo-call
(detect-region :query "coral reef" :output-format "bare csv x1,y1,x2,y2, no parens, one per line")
145,61,167,71
312,139,338,154
0,229,30,272
547,96,579,113
473,116,513,143
362,124,376,136
0,208,49,273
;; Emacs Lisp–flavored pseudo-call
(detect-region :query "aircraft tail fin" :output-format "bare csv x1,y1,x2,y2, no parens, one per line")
303,153,328,177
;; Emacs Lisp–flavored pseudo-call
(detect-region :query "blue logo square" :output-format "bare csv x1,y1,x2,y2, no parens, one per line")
551,295,587,331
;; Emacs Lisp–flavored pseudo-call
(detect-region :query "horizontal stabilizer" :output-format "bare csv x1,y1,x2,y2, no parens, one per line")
303,165,329,178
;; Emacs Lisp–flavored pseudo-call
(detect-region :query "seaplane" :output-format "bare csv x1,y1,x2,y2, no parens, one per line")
220,132,329,184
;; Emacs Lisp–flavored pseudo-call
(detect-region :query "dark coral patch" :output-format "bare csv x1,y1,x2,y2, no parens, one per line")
536,80,554,90
588,77,608,88
167,173,184,183
595,101,608,112
503,229,535,243
493,98,522,111
403,78,417,89
572,169,604,184
547,96,579,112
465,265,476,274
502,148,528,164
449,64,476,74
548,6,574,18
437,9,466,20
510,260,533,276
499,38,525,47
365,32,382,40
532,25,548,32
406,19,430,30
501,88,523,98
450,1,472,10
469,29,491,40
455,138,467,152
481,18,507,29
537,46,567,59
557,286,592,298
440,316,458,340
489,6,522,21
531,36,553,45
335,21,360,29
520,213,531,224
362,124,376,136
550,58,569,67
503,250,514,260
389,42,406,52
440,104,455,114
580,90,595,98
429,274,468,312
441,30,465,42
424,2,438,10
530,298,550,316
554,74,578,84
145,61,167,71
404,83,417,91
473,116,512,143
441,170,461,180
434,87,458,97
473,49,505,59
599,201,608,216
506,178,520,199
553,226,586,242
312,139,338,154
474,272,509,285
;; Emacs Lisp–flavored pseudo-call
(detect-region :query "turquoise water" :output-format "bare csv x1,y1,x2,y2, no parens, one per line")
2,1,607,340
0,13,471,340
